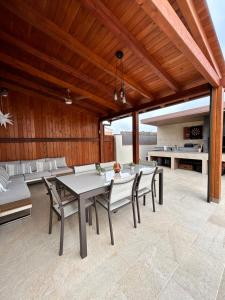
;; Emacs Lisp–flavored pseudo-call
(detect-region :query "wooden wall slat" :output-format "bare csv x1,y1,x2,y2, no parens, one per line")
0,90,99,165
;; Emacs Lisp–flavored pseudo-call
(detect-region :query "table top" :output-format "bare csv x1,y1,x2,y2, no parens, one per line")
57,164,157,195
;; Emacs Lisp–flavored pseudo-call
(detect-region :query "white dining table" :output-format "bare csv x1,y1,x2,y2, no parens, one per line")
56,165,163,258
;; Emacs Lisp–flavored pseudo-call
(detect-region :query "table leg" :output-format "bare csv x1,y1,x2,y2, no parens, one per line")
78,197,87,258
159,171,163,205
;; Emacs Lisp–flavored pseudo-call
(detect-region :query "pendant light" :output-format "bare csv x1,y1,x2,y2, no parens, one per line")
64,89,72,105
113,50,127,104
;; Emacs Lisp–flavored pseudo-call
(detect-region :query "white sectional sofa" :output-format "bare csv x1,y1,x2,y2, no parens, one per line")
0,157,73,224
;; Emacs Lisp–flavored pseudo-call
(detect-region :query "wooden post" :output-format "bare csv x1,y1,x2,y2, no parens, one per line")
132,111,139,164
208,86,224,202
99,121,104,163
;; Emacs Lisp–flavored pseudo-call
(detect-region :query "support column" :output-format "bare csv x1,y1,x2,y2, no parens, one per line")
99,121,104,163
132,111,139,164
208,86,224,203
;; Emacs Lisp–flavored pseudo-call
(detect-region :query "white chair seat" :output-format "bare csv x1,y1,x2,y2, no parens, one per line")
54,198,93,218
138,187,151,197
97,194,131,211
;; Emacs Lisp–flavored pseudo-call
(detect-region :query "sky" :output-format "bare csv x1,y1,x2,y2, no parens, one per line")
109,0,225,134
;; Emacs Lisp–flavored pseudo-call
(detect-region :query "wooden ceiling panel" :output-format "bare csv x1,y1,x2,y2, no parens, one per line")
0,0,224,118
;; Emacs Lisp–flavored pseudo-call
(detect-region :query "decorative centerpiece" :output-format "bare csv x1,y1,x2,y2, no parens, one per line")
113,162,121,173
96,163,105,176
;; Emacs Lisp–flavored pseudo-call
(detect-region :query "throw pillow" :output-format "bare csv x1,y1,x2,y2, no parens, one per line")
36,161,52,172
6,164,24,176
0,182,7,192
0,166,9,181
21,163,32,174
50,160,58,170
55,157,67,168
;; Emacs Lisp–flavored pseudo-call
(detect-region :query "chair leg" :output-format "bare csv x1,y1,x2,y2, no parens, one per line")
59,214,64,256
85,208,89,223
49,205,53,234
88,206,92,226
93,198,99,235
154,180,157,198
152,190,156,212
107,209,114,245
131,199,137,228
136,192,141,223
143,195,146,206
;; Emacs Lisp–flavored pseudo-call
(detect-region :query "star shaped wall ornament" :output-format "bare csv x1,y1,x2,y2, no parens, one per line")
0,110,13,128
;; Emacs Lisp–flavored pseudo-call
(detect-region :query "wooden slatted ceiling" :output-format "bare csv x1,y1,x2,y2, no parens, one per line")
0,0,224,118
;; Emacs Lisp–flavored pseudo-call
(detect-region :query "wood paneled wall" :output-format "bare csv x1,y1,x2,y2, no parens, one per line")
0,91,100,166
103,135,115,163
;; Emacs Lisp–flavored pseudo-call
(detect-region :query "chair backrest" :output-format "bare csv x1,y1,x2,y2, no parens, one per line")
108,174,137,205
43,177,62,207
138,167,157,191
100,161,116,170
139,160,157,167
74,164,96,175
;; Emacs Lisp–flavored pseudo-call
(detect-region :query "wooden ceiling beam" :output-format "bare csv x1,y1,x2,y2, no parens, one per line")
0,70,107,115
136,0,221,88
176,0,221,77
82,0,179,92
2,0,153,100
0,51,119,111
100,83,210,120
0,79,101,117
0,30,113,100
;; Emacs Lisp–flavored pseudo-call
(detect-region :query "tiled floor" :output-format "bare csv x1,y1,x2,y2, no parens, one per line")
0,168,225,300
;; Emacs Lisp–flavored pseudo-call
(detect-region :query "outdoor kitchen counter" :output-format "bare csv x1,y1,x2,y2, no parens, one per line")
148,151,225,174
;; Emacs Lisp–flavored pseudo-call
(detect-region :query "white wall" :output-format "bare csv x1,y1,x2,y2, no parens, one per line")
114,135,154,163
157,121,204,147
115,135,133,163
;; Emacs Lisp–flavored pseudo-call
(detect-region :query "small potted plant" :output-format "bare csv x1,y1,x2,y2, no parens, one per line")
96,163,105,175
128,162,135,171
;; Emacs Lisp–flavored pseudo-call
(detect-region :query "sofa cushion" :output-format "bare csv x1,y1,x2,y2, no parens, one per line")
21,159,45,172
46,157,67,168
0,167,9,181
51,167,73,176
0,161,20,169
36,161,52,172
25,171,51,183
9,175,25,183
6,163,24,176
0,179,31,207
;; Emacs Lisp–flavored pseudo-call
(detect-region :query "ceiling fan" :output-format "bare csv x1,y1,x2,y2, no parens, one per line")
64,88,72,105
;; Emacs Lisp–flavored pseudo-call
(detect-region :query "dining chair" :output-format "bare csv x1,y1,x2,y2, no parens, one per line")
74,164,96,175
96,173,138,245
100,161,116,171
140,160,157,197
43,177,99,256
135,167,158,223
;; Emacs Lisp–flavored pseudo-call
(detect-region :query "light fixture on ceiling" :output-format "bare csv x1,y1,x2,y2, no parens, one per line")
0,87,13,128
113,50,127,104
64,88,72,105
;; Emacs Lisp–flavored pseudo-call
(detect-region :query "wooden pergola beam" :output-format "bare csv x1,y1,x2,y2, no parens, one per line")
82,0,179,92
0,71,107,115
100,84,210,121
176,0,221,77
0,51,119,111
136,0,221,87
0,30,117,102
0,80,100,117
2,0,153,100
208,86,224,202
